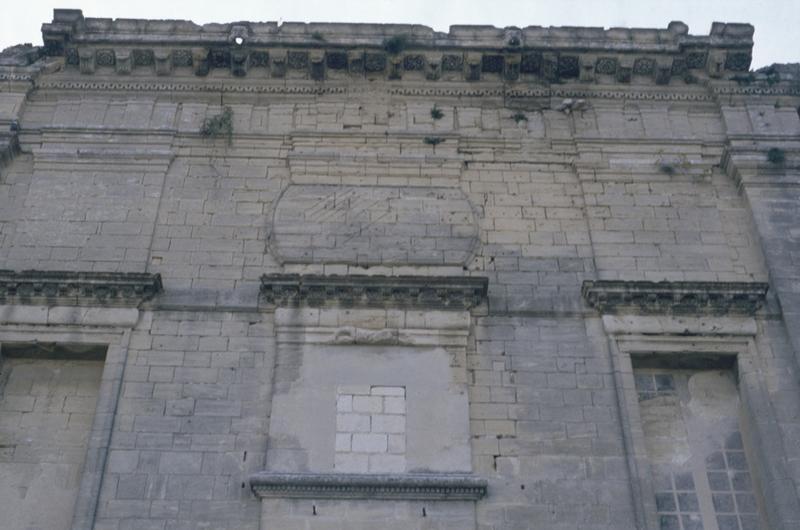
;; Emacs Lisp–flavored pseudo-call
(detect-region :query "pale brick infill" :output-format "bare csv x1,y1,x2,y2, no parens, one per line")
335,385,406,473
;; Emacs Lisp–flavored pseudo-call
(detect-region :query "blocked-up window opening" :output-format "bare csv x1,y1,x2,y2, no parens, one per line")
0,342,106,530
634,364,766,530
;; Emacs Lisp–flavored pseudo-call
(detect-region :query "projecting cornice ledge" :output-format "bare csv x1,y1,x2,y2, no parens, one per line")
37,9,755,85
249,472,487,501
581,280,768,316
0,270,163,308
260,274,488,311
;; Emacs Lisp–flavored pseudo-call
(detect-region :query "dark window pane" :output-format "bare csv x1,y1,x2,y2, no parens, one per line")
739,515,759,530
659,515,680,530
655,374,675,392
725,432,744,450
656,492,677,512
708,472,731,491
731,472,752,491
716,515,739,530
635,374,655,391
713,493,735,513
706,451,726,470
735,493,757,513
681,514,704,530
726,451,748,470
674,472,695,490
677,492,700,512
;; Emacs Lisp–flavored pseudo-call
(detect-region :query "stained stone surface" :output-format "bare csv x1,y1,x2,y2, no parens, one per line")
271,185,478,265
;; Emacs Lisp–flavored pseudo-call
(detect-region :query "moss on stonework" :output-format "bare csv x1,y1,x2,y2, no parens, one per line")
767,147,785,165
200,106,234,144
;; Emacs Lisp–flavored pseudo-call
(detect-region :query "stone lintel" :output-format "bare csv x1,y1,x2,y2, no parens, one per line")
0,270,163,308
601,315,758,336
249,472,487,501
581,280,768,316
260,274,488,310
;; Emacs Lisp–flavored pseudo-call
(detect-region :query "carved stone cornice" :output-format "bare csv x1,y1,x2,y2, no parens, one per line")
0,270,163,307
0,45,60,88
249,472,487,501
581,280,768,316
260,274,487,310
38,10,754,86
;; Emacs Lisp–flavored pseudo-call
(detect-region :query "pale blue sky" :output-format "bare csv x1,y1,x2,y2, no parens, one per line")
2,0,797,68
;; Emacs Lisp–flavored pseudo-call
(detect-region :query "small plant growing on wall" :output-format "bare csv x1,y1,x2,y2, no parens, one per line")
512,111,528,124
200,106,234,144
383,34,409,55
311,31,326,42
423,136,444,146
767,147,785,165
430,105,444,120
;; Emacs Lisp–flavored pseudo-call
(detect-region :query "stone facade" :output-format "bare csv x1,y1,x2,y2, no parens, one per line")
0,8,799,530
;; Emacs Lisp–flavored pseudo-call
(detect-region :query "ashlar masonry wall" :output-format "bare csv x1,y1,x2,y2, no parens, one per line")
0,9,798,530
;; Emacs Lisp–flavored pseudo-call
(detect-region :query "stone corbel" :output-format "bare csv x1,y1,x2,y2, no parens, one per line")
465,52,481,81
309,50,325,81
541,52,558,82
115,49,131,74
271,49,287,78
191,47,209,76
504,53,521,81
78,48,95,74
578,55,595,82
424,51,442,81
230,49,248,77
706,49,726,78
388,56,402,80
616,56,634,83
154,50,172,76
654,57,673,85
348,50,364,75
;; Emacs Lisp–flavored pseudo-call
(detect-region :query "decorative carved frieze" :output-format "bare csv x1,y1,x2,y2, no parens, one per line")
581,280,768,316
37,9,759,86
0,270,163,307
34,79,724,102
249,472,487,501
260,274,488,310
